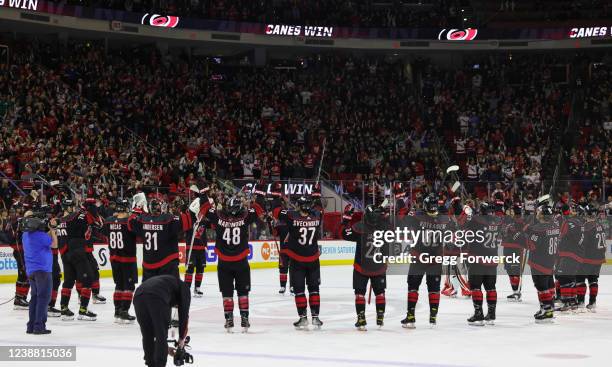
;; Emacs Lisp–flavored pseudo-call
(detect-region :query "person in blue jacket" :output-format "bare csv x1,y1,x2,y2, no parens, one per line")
21,211,58,334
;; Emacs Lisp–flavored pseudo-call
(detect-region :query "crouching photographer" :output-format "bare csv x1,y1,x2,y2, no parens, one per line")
21,209,58,334
133,275,192,367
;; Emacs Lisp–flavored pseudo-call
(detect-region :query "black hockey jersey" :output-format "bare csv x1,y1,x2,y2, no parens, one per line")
522,221,560,274
582,220,607,265
465,215,503,266
558,216,585,261
342,221,387,276
401,213,455,263
102,214,139,263
204,207,259,262
60,210,94,255
132,212,192,270
274,209,322,262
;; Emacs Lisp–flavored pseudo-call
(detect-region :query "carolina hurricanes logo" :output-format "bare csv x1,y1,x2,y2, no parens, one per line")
438,28,478,41
141,13,180,28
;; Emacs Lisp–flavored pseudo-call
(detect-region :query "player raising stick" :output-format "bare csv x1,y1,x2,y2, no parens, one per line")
272,195,323,330
197,194,265,332
341,204,388,330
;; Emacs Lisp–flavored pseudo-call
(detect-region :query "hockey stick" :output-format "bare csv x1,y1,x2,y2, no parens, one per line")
315,138,327,186
517,249,528,294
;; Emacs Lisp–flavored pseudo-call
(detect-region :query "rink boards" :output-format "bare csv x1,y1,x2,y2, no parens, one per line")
0,240,357,283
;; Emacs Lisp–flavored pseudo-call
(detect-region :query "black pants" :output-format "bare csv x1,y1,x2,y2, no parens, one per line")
289,259,321,295
468,265,497,291
217,259,251,297
49,254,62,307
133,294,171,367
185,249,206,288
112,262,138,291
13,250,29,299
353,270,386,295
503,247,524,276
60,251,97,309
87,253,101,294
407,263,442,292
143,260,180,282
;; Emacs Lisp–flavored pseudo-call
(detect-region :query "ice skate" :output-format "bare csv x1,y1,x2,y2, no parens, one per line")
507,292,522,302
354,312,367,331
92,294,106,304
401,310,416,329
78,307,97,321
224,316,234,333
485,306,496,325
534,308,554,324
468,308,485,326
376,312,384,328
240,315,250,333
311,316,323,330
278,286,286,295
61,306,75,321
293,316,309,330
48,306,61,318
13,297,29,310
193,288,203,298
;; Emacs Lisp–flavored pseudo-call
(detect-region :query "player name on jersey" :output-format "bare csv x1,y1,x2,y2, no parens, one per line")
142,224,164,231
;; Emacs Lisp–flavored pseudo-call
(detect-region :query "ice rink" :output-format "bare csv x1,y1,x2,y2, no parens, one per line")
1,265,610,367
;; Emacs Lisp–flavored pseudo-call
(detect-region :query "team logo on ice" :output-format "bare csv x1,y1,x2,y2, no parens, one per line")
438,28,478,41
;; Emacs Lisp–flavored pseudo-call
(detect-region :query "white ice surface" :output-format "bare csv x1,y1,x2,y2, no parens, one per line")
1,266,611,367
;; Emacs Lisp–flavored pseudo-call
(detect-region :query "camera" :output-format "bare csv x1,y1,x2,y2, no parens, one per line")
19,206,54,233
168,337,193,366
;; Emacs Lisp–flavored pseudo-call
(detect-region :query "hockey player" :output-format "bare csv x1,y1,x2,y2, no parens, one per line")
575,204,607,311
268,183,291,295
341,204,388,330
184,224,207,298
465,201,502,326
131,197,193,281
272,195,323,330
501,202,525,302
0,206,30,310
521,201,559,323
198,195,264,332
82,198,106,305
57,199,97,321
555,203,585,311
401,193,455,328
102,198,138,324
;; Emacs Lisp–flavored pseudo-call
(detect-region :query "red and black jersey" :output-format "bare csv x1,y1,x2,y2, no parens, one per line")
501,216,524,250
582,220,607,265
102,214,139,263
342,221,387,276
558,216,585,261
465,215,503,266
204,207,259,262
61,210,93,254
273,209,322,262
132,212,192,270
522,221,560,274
402,213,455,261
